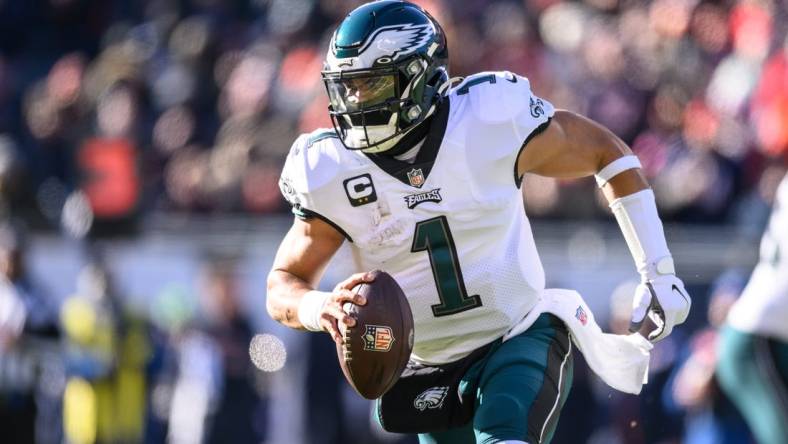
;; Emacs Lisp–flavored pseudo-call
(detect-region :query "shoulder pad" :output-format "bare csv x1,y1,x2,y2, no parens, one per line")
281,129,345,197
450,71,541,124
305,129,340,148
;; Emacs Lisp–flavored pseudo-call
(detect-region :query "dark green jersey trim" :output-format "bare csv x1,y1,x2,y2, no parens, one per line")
307,130,339,147
364,99,450,188
514,118,552,189
292,206,354,242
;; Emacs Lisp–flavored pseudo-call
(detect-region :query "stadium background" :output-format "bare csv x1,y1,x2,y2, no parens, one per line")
0,0,784,443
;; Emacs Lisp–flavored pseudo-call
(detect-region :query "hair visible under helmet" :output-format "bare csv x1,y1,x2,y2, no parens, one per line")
322,0,450,154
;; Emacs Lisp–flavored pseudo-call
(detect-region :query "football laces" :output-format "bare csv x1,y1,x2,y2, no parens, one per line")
343,327,353,363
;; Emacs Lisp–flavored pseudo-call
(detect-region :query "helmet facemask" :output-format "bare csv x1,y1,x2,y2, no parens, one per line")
323,55,445,154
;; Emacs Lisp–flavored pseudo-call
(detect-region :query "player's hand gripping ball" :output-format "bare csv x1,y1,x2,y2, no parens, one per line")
337,270,414,399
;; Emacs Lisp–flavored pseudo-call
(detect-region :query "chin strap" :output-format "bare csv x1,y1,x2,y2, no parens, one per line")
377,114,434,157
358,105,431,154
359,132,408,154
360,75,454,155
438,76,463,96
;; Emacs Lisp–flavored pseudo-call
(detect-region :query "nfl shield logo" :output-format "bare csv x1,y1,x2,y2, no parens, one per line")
575,306,588,326
407,168,425,188
362,325,395,352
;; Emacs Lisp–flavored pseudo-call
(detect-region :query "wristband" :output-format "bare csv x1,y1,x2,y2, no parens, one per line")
298,291,330,332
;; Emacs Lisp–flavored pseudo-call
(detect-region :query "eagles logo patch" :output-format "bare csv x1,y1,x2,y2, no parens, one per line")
279,178,296,199
414,386,450,411
362,325,395,352
530,97,545,118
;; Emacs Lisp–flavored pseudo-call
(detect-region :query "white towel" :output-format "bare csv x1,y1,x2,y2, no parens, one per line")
504,288,652,395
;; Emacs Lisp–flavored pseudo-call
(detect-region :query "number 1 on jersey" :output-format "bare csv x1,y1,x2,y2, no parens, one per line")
411,216,482,317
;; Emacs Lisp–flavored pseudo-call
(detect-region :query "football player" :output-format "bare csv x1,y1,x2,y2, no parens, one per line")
718,172,788,444
266,2,691,443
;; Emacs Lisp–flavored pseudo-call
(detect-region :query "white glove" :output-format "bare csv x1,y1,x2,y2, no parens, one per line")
629,274,691,342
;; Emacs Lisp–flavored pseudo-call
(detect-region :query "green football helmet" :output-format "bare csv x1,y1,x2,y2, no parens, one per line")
322,0,449,153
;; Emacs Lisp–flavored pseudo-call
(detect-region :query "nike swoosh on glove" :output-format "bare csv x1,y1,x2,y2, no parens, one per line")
629,274,691,342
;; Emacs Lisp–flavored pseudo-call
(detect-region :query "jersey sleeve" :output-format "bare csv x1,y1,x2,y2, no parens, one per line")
278,132,353,239
278,134,312,219
452,71,555,188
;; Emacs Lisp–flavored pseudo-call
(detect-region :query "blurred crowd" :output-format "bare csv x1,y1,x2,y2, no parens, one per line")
0,221,273,444
0,0,785,232
0,0,787,443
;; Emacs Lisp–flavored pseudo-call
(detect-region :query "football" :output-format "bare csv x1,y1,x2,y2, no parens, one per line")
337,270,414,399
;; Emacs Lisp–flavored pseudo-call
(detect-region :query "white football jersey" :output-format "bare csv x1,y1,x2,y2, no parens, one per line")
727,172,788,341
280,71,555,364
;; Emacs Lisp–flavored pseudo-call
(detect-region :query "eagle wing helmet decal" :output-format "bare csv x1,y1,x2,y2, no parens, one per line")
359,23,434,61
